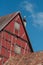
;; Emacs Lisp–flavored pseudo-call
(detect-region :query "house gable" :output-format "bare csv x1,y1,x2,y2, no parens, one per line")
0,12,33,65
2,12,33,52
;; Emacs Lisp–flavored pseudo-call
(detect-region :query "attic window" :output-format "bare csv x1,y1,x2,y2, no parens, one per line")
14,44,21,54
14,22,20,31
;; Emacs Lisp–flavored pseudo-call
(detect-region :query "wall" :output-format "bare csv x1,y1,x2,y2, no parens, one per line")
0,14,30,65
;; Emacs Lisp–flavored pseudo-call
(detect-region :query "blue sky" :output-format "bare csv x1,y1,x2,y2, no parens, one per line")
0,0,43,52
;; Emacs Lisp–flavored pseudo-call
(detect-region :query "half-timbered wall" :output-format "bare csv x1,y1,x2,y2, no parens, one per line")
0,14,31,65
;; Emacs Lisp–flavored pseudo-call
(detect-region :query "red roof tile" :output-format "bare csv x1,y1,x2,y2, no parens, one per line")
4,52,43,65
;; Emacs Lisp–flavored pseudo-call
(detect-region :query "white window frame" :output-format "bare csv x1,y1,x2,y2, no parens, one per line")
14,22,20,31
14,44,21,54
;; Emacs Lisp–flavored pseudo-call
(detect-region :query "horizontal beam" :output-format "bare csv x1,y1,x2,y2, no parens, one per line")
0,54,8,59
0,36,28,51
3,30,28,43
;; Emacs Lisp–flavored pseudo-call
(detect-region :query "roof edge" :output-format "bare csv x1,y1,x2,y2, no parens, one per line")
0,11,20,32
18,12,34,52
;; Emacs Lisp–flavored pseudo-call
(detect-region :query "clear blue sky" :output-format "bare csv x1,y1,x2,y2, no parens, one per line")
0,0,43,52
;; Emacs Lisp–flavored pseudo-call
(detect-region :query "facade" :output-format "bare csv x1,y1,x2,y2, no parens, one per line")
0,12,33,65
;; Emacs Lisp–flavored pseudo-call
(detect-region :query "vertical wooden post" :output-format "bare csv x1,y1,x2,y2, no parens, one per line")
10,24,14,57
10,35,14,57
2,57,4,65
23,43,27,54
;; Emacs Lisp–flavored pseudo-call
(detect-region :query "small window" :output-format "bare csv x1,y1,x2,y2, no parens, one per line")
14,22,20,31
14,44,21,54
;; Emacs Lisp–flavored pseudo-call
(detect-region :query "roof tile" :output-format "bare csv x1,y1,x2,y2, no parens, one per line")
4,52,43,65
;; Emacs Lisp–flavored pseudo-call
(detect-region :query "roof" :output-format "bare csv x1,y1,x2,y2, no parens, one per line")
0,11,20,31
4,51,43,65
